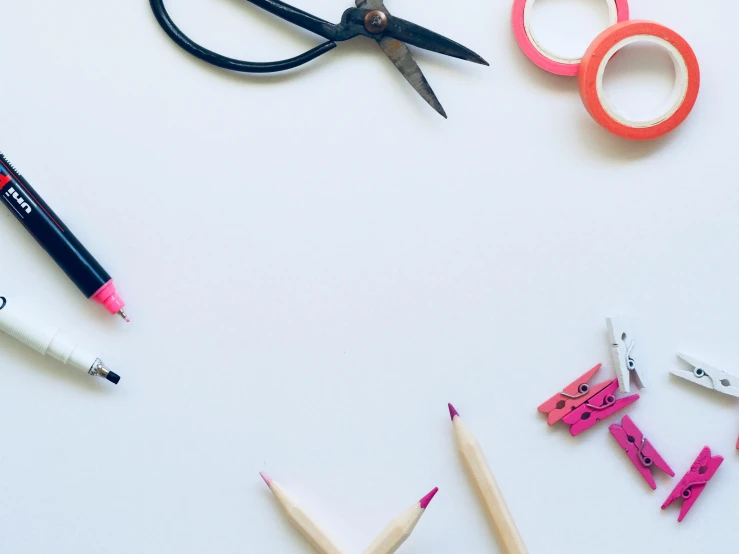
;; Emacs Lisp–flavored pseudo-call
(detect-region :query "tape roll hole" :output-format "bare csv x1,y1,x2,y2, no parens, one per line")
597,36,689,129
527,0,616,63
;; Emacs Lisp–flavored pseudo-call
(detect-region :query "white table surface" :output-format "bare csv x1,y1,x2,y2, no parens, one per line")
2,1,738,552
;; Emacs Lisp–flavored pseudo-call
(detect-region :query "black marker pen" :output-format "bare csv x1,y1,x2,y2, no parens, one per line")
0,152,129,321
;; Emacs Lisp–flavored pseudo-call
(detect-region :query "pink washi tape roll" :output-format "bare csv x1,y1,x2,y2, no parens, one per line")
512,0,630,76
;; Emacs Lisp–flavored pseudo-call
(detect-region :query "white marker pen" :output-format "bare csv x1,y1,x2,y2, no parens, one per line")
0,296,120,384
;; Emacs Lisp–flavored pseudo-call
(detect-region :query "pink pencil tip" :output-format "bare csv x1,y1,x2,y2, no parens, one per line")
448,403,459,420
419,487,439,509
259,472,272,486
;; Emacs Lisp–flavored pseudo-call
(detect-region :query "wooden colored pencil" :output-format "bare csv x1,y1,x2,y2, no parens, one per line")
363,487,438,554
260,472,344,554
449,404,528,554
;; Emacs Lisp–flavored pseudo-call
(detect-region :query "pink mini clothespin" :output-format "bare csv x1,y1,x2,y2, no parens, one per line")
537,364,611,425
662,447,723,522
561,379,639,436
609,416,674,490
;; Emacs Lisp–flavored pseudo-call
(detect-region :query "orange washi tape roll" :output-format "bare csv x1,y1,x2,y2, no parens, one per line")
579,20,700,140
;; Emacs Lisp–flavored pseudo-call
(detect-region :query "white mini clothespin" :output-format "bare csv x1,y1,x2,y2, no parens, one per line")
607,317,647,394
670,353,739,398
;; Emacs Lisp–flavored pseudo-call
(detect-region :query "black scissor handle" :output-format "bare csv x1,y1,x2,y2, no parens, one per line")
149,0,337,73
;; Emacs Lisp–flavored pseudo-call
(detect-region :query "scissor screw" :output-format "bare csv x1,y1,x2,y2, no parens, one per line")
365,10,388,33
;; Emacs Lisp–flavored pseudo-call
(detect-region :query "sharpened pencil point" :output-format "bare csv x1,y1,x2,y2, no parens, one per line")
448,403,459,420
259,472,272,487
419,487,439,509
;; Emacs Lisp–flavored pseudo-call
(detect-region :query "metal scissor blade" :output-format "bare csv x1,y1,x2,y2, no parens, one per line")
378,36,447,118
356,0,447,117
385,17,488,65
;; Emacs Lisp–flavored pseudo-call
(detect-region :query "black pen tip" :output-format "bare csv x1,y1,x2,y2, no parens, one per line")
106,372,121,385
472,55,489,66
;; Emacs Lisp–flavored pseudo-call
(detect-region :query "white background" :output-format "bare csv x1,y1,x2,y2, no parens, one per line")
1,1,737,552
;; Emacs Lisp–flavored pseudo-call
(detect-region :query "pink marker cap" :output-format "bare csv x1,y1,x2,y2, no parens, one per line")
92,280,129,321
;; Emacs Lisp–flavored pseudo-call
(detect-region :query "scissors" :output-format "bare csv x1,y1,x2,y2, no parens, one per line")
150,0,488,118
